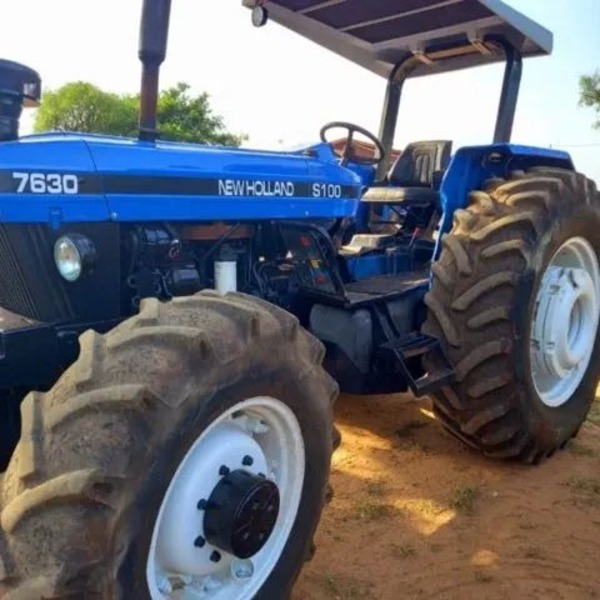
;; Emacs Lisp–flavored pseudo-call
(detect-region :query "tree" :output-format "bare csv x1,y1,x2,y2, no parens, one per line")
33,81,246,146
579,71,600,129
155,83,245,146
34,82,137,137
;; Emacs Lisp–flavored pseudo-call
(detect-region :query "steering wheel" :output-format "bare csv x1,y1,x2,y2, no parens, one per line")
320,121,385,167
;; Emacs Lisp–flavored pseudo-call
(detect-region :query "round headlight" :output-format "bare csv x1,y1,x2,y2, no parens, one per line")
251,5,268,27
54,234,96,282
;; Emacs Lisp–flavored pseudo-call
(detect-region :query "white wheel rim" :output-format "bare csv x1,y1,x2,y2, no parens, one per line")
146,396,305,599
530,236,600,407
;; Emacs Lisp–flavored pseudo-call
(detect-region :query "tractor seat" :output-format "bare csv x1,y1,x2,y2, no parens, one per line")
339,233,395,256
364,140,453,207
342,141,452,252
363,185,441,207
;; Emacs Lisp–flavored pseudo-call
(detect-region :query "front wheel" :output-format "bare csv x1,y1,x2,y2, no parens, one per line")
0,292,338,599
424,168,600,463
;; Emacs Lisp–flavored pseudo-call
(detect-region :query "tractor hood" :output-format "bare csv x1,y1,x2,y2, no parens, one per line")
0,132,363,225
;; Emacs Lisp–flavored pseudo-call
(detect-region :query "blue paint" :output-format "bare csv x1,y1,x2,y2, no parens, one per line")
0,133,363,223
0,136,108,224
343,143,574,282
435,143,574,259
345,250,411,280
0,133,577,282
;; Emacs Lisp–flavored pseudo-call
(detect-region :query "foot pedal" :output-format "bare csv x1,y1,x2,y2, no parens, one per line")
383,332,455,397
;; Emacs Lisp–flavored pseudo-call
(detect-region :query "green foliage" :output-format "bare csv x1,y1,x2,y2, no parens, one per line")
579,71,600,129
34,82,137,137
155,83,245,146
33,81,246,146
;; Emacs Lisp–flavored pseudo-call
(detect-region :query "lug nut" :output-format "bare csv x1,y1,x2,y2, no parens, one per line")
219,465,230,476
197,499,208,510
194,536,206,548
242,455,254,466
232,558,254,580
210,551,221,563
156,573,172,594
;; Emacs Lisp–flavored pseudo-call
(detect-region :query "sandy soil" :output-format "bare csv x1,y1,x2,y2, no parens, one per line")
293,393,600,600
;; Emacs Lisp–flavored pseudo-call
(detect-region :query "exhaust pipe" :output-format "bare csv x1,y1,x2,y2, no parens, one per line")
138,0,172,141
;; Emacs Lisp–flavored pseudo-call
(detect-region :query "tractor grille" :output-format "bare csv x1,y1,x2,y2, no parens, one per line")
0,225,75,322
0,226,38,319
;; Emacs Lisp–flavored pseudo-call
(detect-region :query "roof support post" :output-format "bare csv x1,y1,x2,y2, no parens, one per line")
492,38,523,144
376,62,408,179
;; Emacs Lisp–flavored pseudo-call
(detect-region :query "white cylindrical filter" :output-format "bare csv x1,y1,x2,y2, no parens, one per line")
214,260,237,295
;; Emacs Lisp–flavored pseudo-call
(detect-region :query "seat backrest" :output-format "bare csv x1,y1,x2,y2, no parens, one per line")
387,140,452,187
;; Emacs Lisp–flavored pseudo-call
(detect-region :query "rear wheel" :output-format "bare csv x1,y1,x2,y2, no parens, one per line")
0,291,337,598
424,168,600,463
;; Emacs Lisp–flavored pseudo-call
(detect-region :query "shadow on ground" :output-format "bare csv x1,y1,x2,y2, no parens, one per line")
293,393,600,600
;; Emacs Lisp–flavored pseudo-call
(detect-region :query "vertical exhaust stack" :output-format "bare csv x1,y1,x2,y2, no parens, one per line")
138,0,172,142
0,60,41,142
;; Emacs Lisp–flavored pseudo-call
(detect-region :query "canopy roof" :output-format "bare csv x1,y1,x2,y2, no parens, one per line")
245,0,553,79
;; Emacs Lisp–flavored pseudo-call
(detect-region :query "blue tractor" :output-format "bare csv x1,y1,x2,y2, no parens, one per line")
1,0,599,598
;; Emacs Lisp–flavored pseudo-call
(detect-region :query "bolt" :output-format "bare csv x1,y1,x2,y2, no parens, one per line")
156,573,173,594
246,416,270,434
219,465,230,476
194,536,206,548
232,558,254,580
210,551,221,563
242,455,254,466
197,499,208,510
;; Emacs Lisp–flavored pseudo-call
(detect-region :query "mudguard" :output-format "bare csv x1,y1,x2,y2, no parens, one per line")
435,143,575,258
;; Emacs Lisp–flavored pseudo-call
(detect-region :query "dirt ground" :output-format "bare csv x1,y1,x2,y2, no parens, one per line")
293,392,600,600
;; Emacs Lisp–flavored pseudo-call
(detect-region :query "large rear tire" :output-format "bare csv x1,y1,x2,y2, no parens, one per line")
0,291,338,599
424,168,600,463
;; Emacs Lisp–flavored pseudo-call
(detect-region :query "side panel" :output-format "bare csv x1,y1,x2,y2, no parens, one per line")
0,135,362,224
0,138,109,224
88,140,362,221
435,144,574,259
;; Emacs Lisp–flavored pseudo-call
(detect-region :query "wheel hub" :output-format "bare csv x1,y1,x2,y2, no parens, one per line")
530,237,600,407
146,397,305,600
204,470,280,559
532,266,594,378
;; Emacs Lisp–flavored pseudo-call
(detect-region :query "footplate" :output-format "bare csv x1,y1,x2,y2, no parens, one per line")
382,332,455,397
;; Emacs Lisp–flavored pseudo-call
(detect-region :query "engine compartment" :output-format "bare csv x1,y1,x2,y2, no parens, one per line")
123,221,303,314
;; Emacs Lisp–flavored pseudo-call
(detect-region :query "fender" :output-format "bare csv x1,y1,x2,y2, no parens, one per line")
435,143,574,260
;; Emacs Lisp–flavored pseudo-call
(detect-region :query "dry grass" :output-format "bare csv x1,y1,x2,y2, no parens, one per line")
565,476,600,506
449,485,481,515
390,541,417,559
588,401,600,426
352,501,395,521
316,574,374,599
567,440,597,457
365,480,386,497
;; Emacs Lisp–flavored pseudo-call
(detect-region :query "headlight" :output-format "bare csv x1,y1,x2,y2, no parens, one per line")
54,234,96,282
251,5,268,27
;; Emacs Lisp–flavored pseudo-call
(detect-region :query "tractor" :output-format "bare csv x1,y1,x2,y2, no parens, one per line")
1,0,599,598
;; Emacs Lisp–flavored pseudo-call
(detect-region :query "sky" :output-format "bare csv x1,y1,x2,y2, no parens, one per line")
2,0,599,182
